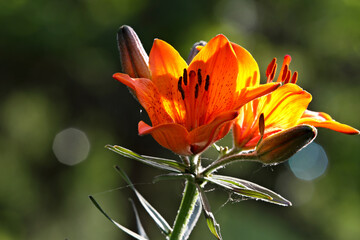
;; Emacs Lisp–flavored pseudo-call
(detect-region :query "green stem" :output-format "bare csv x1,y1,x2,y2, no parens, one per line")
170,156,200,240
170,181,199,240
201,151,257,176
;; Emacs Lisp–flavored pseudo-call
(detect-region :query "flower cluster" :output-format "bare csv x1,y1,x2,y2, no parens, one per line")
114,27,358,159
93,26,359,240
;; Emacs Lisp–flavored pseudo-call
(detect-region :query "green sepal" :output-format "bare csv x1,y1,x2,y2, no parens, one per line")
89,196,148,240
206,175,291,206
106,145,187,172
115,166,173,236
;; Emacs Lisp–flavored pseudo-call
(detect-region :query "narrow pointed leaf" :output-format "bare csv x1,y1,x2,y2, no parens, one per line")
153,173,195,183
207,175,291,206
106,144,187,172
115,166,173,236
181,196,202,240
129,199,149,239
197,186,222,240
89,196,148,240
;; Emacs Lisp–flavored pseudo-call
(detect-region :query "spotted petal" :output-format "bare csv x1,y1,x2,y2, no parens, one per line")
113,73,173,126
138,121,191,156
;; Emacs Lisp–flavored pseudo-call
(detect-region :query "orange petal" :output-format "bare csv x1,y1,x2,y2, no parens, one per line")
188,110,239,154
232,83,281,149
138,121,192,155
233,84,311,149
149,39,187,90
149,39,188,123
113,73,173,126
234,82,280,110
231,42,260,88
188,35,239,122
233,101,259,149
261,84,311,129
298,110,359,135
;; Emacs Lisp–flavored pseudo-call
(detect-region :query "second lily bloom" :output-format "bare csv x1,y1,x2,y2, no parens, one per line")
233,55,359,154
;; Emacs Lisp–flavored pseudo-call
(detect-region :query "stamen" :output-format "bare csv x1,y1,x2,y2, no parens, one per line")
270,63,277,81
291,71,298,84
266,58,277,83
183,69,188,86
195,84,199,99
284,70,291,84
205,75,210,91
178,77,185,99
281,65,289,82
197,69,202,86
259,113,265,137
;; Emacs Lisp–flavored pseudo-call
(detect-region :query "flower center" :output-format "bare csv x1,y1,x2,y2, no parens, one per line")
177,68,211,130
177,68,210,100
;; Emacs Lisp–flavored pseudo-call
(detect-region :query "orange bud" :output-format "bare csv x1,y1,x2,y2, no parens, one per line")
256,125,317,164
117,25,151,79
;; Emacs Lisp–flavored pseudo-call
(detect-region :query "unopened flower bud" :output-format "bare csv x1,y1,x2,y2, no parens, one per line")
186,41,207,64
117,25,151,79
256,125,317,164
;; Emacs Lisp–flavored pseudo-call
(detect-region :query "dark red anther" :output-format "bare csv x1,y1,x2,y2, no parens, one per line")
205,75,210,91
197,69,202,86
291,71,298,84
284,70,291,84
281,64,289,82
266,58,277,82
183,69,188,86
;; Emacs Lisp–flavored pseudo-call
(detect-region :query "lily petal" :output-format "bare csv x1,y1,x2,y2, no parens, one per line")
261,84,311,129
138,121,192,155
231,42,260,88
234,84,311,148
188,34,239,123
149,39,188,124
113,73,174,126
188,110,239,154
234,82,280,110
298,110,359,134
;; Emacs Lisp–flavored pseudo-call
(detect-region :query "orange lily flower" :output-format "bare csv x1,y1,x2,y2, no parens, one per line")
114,35,279,155
234,55,359,150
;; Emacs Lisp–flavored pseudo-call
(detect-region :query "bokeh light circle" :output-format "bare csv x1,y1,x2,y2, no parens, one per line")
288,142,328,181
52,128,90,166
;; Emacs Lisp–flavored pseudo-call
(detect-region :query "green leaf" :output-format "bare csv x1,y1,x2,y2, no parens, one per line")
129,199,149,239
115,166,173,236
106,145,187,172
89,196,148,240
180,196,202,240
197,186,222,240
206,175,292,206
153,173,195,183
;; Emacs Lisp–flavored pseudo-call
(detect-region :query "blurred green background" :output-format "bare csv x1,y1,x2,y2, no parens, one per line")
1,0,359,239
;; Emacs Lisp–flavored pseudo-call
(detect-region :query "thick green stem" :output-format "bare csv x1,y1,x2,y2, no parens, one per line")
170,156,200,240
170,181,199,240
